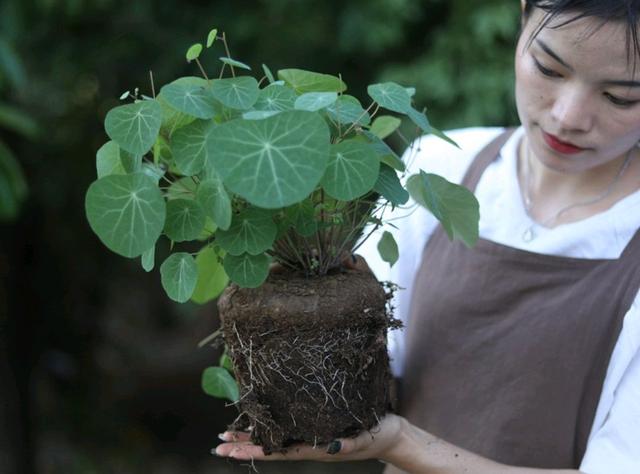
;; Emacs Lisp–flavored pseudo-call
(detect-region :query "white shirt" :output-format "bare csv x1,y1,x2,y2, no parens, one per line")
358,127,640,474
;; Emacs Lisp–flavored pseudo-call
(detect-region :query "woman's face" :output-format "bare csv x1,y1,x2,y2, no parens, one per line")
515,8,640,173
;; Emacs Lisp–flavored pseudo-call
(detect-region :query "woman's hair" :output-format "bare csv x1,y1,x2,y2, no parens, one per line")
523,1,640,67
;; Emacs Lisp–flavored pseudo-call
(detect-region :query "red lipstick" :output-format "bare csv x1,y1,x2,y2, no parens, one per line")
542,131,585,154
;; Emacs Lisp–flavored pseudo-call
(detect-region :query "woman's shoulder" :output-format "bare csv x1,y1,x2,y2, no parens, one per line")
403,126,507,184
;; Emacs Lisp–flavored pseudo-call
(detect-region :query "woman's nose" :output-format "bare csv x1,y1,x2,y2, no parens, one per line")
550,87,594,132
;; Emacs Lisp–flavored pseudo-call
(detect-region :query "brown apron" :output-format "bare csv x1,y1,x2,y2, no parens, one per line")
385,130,640,472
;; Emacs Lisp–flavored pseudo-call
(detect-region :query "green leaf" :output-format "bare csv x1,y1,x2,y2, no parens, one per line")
370,116,402,139
223,253,271,288
157,85,199,137
367,82,412,114
325,95,370,126
160,252,198,303
362,131,405,172
374,164,409,206
85,173,166,258
207,110,330,208
104,100,163,156
219,351,234,372
202,366,239,402
210,77,259,110
196,175,232,230
242,110,280,120
164,198,206,242
262,64,275,83
191,246,229,304
283,201,317,237
141,245,155,272
253,84,296,112
278,68,347,93
96,141,125,178
377,231,399,267
186,43,203,62
120,149,141,173
321,140,380,201
406,171,479,247
206,29,218,48
216,208,277,256
166,177,197,201
406,107,460,148
219,56,251,71
294,92,337,112
159,79,218,120
171,119,217,176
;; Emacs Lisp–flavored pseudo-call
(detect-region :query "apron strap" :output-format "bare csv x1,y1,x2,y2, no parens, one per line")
461,128,517,192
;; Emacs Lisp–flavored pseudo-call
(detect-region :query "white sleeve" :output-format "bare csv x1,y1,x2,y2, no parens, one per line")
359,127,504,376
580,291,640,474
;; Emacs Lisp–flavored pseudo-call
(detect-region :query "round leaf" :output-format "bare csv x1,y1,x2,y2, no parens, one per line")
164,198,206,242
96,141,125,178
207,110,330,208
277,69,347,93
326,95,370,126
223,253,271,288
191,246,229,304
85,173,165,258
367,82,412,114
216,208,277,256
160,79,218,119
377,231,399,267
202,366,239,402
406,171,479,247
196,176,232,230
186,43,203,62
171,119,217,176
160,253,198,303
219,57,251,71
210,76,259,110
253,84,296,112
206,29,218,48
294,92,337,112
374,164,409,206
321,140,380,201
104,100,163,156
370,115,402,139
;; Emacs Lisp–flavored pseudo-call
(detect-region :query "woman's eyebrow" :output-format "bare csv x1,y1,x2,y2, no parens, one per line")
535,39,573,70
535,39,640,88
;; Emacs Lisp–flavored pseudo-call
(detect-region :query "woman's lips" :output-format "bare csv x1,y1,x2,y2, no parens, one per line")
542,131,586,154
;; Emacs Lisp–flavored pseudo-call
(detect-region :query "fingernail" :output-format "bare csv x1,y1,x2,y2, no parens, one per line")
218,433,227,441
351,254,357,264
327,440,342,455
211,447,220,457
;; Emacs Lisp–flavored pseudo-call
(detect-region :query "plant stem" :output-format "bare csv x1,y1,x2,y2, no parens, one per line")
149,70,156,98
222,32,235,78
195,58,210,82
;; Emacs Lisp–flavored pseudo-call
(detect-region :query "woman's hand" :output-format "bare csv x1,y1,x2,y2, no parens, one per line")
214,413,406,463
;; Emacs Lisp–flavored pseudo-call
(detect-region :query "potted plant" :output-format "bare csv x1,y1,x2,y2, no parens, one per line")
84,29,479,453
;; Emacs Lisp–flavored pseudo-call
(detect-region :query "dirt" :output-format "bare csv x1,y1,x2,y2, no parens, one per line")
217,267,399,454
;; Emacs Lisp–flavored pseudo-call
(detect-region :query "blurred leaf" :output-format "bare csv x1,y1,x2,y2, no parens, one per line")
219,56,251,71
0,104,38,138
202,367,239,402
186,43,203,62
0,140,27,221
377,231,399,267
191,246,228,304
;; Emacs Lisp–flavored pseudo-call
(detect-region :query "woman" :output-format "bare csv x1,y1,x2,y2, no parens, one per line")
215,1,640,472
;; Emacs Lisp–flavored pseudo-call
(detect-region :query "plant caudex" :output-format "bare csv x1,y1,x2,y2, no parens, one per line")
85,29,480,402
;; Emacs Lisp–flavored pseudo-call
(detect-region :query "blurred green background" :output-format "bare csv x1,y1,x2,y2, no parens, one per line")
0,0,520,472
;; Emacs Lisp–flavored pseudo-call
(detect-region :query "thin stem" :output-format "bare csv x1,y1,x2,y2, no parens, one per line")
343,102,378,137
222,32,235,78
194,58,210,82
149,70,156,98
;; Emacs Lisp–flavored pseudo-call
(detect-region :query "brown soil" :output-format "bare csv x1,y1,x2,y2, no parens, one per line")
217,267,398,454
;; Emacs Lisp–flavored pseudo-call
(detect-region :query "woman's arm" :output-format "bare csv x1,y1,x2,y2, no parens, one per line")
214,414,583,474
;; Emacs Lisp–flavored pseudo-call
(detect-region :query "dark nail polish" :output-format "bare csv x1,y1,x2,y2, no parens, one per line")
327,440,342,455
351,254,357,264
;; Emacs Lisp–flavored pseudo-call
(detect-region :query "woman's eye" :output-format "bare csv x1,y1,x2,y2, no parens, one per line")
603,92,638,108
533,58,561,78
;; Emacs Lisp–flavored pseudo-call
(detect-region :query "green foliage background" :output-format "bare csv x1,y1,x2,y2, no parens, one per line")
0,1,520,473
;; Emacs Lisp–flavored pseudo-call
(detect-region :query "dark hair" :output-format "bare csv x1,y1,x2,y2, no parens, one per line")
523,1,640,68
